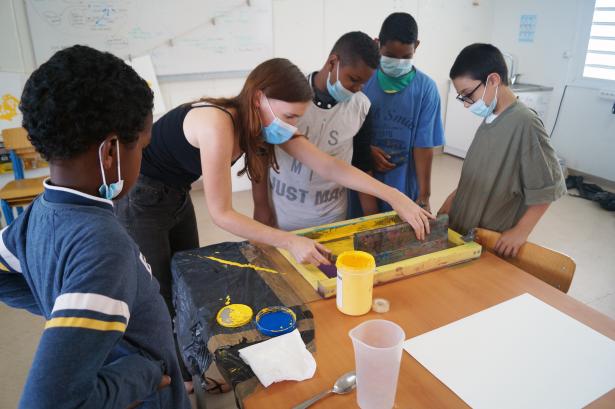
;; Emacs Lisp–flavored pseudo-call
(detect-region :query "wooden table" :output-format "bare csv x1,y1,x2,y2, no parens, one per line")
243,252,615,409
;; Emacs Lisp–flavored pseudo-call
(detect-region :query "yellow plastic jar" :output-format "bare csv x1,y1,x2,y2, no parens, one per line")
336,251,376,316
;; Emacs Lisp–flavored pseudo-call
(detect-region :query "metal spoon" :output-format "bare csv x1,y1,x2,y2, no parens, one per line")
292,371,356,409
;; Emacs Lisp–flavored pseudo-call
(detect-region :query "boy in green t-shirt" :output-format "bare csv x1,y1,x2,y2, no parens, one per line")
439,43,566,257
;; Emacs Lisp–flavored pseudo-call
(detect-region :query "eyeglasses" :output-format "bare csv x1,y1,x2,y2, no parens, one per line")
456,82,483,104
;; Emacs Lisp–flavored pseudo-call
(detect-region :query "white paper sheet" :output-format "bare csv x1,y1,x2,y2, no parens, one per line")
404,293,615,409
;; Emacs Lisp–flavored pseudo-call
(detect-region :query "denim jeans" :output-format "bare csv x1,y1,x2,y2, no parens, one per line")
116,174,199,380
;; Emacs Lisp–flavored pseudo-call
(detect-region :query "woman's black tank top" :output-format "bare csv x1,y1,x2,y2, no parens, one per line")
141,103,235,189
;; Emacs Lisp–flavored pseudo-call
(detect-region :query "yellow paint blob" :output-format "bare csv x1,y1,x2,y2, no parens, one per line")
336,251,375,316
0,94,20,121
216,304,253,328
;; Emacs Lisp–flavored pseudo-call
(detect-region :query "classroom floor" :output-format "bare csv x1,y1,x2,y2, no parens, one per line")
1,153,614,409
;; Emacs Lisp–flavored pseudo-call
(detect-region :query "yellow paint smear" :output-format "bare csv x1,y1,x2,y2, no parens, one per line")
296,211,400,242
189,253,280,274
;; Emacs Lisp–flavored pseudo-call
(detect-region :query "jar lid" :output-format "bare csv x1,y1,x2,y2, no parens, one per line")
255,306,297,337
336,251,376,272
216,304,253,328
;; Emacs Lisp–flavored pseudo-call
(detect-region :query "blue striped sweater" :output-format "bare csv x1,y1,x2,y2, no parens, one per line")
0,180,190,409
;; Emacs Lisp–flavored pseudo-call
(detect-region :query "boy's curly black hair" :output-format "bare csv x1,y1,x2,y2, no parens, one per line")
20,45,153,161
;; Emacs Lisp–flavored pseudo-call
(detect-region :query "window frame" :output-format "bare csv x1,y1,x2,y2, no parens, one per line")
572,0,615,88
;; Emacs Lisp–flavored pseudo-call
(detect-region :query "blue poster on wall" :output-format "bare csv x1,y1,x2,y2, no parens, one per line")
519,14,537,43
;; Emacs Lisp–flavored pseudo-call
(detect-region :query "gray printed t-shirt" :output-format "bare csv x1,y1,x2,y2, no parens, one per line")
449,100,566,234
271,75,371,231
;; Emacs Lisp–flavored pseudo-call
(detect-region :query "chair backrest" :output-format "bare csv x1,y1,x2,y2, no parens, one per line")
2,127,32,151
475,228,576,293
1,127,45,180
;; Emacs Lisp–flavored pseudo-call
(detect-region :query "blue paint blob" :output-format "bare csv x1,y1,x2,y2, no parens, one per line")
256,307,296,337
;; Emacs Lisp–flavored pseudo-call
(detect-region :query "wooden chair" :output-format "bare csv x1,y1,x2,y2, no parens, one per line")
0,128,46,224
475,228,576,293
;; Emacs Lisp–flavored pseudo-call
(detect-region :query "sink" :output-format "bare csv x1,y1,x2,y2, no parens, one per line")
511,83,554,92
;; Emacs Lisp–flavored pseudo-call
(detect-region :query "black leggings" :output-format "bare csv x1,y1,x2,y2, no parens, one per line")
116,174,199,380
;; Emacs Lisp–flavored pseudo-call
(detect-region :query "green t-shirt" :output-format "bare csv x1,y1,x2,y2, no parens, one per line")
449,100,566,234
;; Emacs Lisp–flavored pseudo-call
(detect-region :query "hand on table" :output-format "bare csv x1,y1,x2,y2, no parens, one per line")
286,235,331,266
416,199,431,214
494,227,529,258
391,191,435,241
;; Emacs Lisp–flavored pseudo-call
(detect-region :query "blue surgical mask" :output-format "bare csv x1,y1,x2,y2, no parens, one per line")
261,97,297,145
469,83,499,118
98,139,124,200
326,61,353,103
380,56,414,78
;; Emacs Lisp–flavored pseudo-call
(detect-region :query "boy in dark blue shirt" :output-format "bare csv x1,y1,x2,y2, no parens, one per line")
0,45,190,409
351,13,444,216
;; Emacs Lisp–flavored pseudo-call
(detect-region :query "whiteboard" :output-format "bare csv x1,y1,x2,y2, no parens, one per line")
25,0,273,76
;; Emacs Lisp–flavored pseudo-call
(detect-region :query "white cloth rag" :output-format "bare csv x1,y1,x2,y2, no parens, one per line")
239,329,317,387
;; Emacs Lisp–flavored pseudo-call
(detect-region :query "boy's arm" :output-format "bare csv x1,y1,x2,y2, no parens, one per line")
413,78,445,213
1,227,42,315
438,189,457,215
352,109,379,215
413,147,435,212
494,116,566,257
19,243,166,409
495,115,566,258
494,203,549,257
252,166,276,227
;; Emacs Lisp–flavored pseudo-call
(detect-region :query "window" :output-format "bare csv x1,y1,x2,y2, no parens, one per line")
583,0,615,81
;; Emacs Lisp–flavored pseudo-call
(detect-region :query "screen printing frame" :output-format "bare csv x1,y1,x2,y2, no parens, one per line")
277,212,482,298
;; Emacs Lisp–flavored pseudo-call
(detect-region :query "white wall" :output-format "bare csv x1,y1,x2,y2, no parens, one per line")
3,0,497,190
490,0,579,132
491,0,615,181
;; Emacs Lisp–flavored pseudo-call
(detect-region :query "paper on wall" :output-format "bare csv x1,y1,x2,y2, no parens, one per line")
126,55,166,116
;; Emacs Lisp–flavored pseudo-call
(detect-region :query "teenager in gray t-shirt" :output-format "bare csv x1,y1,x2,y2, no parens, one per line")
440,44,565,257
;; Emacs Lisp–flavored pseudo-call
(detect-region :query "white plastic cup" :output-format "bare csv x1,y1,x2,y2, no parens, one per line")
349,320,406,409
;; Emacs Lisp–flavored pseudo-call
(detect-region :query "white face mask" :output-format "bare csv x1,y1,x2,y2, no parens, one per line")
98,139,124,200
380,56,414,77
326,61,354,103
469,82,499,118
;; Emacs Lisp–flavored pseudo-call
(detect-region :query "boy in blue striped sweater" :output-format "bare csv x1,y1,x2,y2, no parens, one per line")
0,45,190,409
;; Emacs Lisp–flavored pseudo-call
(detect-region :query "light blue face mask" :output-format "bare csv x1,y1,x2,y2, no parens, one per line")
380,56,414,78
326,61,354,103
98,139,124,200
261,97,297,145
469,82,499,118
